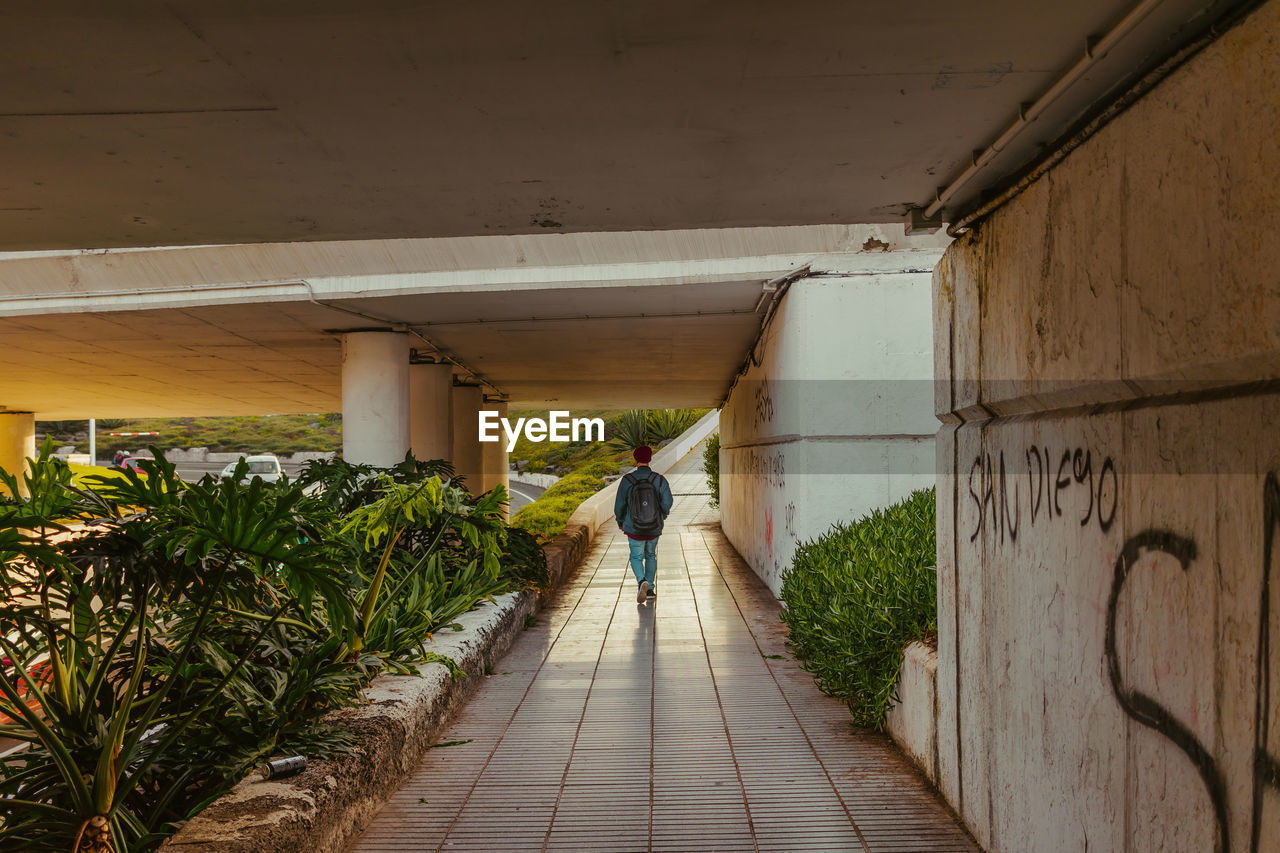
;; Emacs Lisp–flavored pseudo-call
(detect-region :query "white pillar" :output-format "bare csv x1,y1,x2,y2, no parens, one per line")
450,384,484,492
0,412,36,496
481,401,510,513
341,332,410,467
409,362,453,463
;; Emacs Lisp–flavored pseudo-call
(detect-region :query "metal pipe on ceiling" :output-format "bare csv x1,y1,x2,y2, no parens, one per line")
923,0,1174,221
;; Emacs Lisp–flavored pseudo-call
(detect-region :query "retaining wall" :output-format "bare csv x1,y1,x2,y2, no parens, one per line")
885,642,940,786
510,470,561,490
932,4,1280,850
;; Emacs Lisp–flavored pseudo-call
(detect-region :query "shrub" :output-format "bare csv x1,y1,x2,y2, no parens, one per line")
500,526,549,589
646,409,699,443
780,487,937,729
607,410,651,450
703,432,720,508
509,466,612,541
0,447,527,851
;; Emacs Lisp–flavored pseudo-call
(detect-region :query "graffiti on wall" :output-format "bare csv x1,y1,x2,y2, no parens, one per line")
743,447,786,489
967,445,1118,544
1103,473,1280,852
726,444,790,584
753,379,775,428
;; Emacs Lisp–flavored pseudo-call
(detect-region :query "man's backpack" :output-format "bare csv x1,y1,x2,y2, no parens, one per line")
625,471,663,535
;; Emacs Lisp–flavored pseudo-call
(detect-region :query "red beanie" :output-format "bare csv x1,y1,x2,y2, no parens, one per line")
633,445,653,464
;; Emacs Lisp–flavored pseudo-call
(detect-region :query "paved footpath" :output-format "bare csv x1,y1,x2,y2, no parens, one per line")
349,448,978,852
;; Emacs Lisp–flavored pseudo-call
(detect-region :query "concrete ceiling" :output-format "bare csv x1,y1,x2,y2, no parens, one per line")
0,280,770,418
1,0,1236,250
0,225,947,418
0,1,1240,419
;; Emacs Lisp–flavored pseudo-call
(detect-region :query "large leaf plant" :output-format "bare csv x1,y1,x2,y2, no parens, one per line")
0,451,355,852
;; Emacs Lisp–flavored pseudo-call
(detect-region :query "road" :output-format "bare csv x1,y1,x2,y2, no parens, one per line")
505,479,546,515
169,461,306,482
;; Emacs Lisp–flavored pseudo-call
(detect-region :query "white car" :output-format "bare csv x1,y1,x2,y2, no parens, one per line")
219,455,284,483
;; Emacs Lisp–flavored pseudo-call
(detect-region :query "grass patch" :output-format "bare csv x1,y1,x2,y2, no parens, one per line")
780,487,936,729
509,461,616,541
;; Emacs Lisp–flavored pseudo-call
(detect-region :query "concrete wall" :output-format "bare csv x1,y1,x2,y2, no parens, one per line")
885,642,940,785
511,471,561,490
720,243,942,596
933,4,1280,851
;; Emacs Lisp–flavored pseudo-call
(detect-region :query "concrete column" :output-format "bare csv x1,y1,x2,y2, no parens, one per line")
0,412,36,496
481,401,510,511
341,332,410,467
449,384,484,492
409,362,453,463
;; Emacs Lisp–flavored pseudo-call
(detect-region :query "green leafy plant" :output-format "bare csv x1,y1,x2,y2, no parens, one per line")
780,487,937,729
499,526,549,589
607,410,651,450
606,409,704,451
646,409,698,444
0,449,356,851
0,447,531,851
703,432,721,508
340,476,507,660
298,453,457,515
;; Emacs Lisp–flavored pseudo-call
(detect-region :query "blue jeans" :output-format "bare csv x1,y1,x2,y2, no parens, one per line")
628,537,658,588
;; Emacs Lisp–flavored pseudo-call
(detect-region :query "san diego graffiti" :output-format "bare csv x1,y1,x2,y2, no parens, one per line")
967,445,1118,544
1103,472,1280,852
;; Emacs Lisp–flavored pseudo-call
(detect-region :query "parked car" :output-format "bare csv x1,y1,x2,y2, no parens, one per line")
219,455,284,483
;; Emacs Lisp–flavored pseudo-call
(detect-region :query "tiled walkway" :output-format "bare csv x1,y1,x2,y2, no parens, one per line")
349,448,978,852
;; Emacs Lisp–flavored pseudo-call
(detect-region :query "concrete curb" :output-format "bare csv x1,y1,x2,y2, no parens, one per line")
509,470,560,490
161,524,594,853
884,640,940,785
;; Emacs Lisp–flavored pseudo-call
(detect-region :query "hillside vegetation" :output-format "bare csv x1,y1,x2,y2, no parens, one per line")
38,414,343,456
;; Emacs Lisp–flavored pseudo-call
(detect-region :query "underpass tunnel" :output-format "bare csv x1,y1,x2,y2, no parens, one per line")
0,225,945,511
3,1,1279,848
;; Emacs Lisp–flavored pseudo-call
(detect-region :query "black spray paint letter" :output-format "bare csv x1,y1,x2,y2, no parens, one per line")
1104,530,1230,853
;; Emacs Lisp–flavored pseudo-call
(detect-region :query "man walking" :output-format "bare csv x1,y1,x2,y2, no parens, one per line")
614,445,674,603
